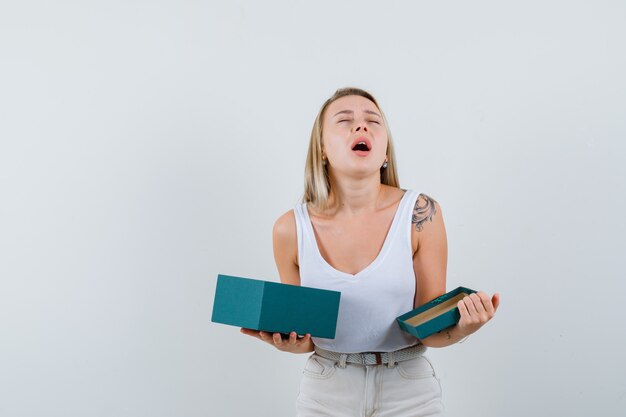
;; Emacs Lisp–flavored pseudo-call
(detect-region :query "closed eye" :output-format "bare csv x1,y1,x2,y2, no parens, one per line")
337,119,380,125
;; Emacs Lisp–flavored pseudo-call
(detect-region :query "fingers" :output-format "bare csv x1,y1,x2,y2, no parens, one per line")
271,332,296,347
240,328,262,340
456,290,499,338
283,332,311,346
492,293,500,312
457,298,470,320
476,292,495,318
465,294,480,319
253,330,310,352
258,331,279,346
273,332,285,347
459,292,497,324
299,333,312,346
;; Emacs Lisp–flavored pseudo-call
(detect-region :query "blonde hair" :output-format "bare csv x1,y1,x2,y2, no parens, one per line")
303,87,400,210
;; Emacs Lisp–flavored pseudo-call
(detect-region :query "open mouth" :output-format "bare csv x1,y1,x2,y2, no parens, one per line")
352,141,371,152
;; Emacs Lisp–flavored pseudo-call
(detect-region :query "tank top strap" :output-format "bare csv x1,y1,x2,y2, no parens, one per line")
395,189,421,253
293,202,313,267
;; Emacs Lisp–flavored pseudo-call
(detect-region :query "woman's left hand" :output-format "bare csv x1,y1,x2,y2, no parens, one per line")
457,291,500,337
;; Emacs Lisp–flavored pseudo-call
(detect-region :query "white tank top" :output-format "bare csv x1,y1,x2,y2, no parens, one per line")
293,189,420,353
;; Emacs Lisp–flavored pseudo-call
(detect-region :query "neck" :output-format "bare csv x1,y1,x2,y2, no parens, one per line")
327,173,385,215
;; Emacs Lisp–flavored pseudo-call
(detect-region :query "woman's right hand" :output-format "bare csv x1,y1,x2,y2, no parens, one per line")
240,328,314,354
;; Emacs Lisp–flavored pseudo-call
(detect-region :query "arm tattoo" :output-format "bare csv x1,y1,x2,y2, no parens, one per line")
412,193,437,232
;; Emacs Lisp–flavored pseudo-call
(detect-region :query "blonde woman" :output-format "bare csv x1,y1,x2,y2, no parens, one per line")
242,87,500,416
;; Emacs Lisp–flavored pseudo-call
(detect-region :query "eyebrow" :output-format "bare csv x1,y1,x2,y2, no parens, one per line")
333,109,382,118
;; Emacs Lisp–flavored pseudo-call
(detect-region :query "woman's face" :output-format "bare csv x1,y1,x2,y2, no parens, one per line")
321,95,388,178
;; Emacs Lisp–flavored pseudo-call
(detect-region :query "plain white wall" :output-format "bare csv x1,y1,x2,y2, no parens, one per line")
1,1,625,416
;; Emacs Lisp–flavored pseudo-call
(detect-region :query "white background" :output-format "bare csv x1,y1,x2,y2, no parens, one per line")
1,1,625,416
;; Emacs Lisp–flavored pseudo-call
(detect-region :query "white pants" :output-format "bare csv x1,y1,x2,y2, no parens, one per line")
296,352,445,417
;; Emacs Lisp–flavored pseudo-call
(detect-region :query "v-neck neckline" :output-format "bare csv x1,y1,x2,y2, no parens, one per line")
303,190,409,279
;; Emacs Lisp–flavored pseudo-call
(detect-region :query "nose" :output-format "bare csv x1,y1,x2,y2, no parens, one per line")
354,122,368,132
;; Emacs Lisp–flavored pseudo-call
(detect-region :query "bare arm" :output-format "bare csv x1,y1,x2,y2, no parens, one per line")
411,194,499,348
272,210,301,286
240,210,314,353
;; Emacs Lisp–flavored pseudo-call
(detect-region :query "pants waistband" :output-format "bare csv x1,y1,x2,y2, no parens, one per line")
314,344,426,367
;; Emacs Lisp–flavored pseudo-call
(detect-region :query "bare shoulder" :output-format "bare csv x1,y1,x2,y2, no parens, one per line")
273,209,296,236
412,193,440,232
411,193,446,254
273,209,298,257
272,209,300,285
382,184,407,207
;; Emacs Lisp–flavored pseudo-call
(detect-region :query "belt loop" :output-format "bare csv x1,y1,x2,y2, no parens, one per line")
339,353,348,369
375,352,382,365
387,351,396,368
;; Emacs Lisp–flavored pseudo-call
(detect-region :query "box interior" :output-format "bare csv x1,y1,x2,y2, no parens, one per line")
404,293,467,327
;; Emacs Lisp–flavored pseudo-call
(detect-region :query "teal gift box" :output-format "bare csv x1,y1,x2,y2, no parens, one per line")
211,274,341,338
396,287,477,340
